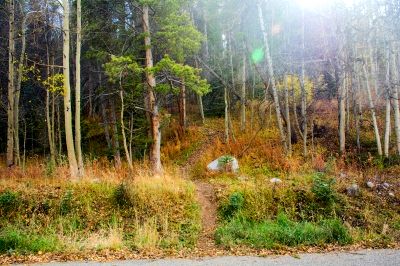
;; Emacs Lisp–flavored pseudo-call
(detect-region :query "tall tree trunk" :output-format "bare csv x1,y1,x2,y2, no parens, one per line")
356,72,362,150
143,5,162,174
75,0,84,176
300,8,307,156
363,62,383,156
110,99,121,167
384,48,391,157
14,5,27,166
62,0,79,178
194,59,205,124
338,75,346,154
46,47,56,165
179,79,187,129
257,1,287,151
120,90,133,170
284,75,292,155
7,0,15,167
391,45,400,155
224,86,229,143
240,51,246,132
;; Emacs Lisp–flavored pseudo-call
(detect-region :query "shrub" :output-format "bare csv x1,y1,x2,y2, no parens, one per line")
59,190,73,216
219,192,244,219
311,173,337,205
0,190,19,215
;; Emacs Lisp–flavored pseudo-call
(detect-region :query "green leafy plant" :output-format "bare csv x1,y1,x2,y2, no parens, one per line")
220,192,244,219
311,173,337,205
0,190,19,215
60,190,73,216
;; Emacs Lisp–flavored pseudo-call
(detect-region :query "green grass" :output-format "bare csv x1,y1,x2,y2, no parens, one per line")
0,226,59,253
0,178,201,254
215,213,352,249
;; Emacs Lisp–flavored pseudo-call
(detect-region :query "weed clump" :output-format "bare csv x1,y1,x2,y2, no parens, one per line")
0,190,20,215
215,213,352,248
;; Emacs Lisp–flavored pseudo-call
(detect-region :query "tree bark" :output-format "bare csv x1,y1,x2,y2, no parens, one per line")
391,45,400,155
62,0,79,178
110,99,121,167
363,62,383,156
75,0,84,176
179,79,187,129
257,1,287,151
240,51,246,132
143,5,162,175
300,8,307,157
120,90,133,170
7,0,15,167
339,75,346,154
284,75,292,155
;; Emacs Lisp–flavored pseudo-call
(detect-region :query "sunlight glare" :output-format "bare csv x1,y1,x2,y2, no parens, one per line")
297,0,356,10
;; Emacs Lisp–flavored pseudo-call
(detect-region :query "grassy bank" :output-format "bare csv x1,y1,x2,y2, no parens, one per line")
214,172,400,249
0,176,200,254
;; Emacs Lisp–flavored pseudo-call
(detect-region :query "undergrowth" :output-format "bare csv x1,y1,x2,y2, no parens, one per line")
216,213,352,248
0,177,200,254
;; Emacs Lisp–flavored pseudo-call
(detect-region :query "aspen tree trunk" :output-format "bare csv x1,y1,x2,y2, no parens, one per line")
194,59,205,124
224,86,229,143
384,48,391,157
143,5,162,174
363,62,383,156
57,99,62,156
257,1,287,151
356,72,362,150
284,75,292,155
62,0,79,178
292,85,303,139
7,0,15,167
339,75,346,154
240,51,246,132
391,45,400,155
179,79,187,129
14,8,28,166
300,8,307,156
75,0,84,176
46,47,56,165
110,99,121,167
197,94,205,124
120,90,133,170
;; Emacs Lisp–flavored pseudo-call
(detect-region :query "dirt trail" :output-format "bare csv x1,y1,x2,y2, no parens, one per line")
181,127,222,250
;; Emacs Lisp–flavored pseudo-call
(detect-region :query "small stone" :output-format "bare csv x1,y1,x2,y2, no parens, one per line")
347,184,360,197
340,172,347,178
382,182,390,189
366,181,374,189
270,178,282,184
389,192,395,197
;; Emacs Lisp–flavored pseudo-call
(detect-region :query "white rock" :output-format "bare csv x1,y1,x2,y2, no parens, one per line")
389,192,395,197
207,156,239,173
270,178,282,184
366,181,374,189
347,184,360,197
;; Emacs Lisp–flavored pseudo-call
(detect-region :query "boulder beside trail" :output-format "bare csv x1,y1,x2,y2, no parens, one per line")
207,156,239,173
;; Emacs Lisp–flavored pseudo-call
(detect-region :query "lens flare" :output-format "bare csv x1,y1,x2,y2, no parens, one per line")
251,48,264,64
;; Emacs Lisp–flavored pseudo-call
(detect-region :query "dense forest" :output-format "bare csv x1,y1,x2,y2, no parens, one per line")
0,0,400,263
